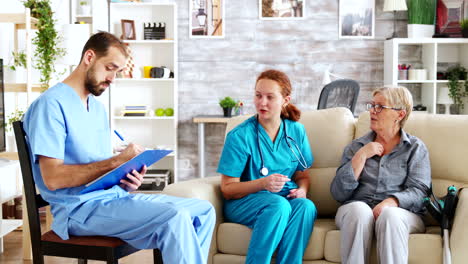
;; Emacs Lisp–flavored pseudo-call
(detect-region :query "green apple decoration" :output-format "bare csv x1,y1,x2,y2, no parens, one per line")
155,108,165,116
164,108,174,116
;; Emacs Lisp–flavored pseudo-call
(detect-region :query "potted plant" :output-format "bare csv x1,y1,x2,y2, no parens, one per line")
79,1,91,16
461,19,468,38
4,109,25,152
219,97,237,117
407,0,437,38
446,65,468,111
4,51,27,83
22,0,65,90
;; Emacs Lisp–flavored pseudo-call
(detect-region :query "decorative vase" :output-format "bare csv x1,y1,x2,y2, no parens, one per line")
79,5,91,16
407,24,434,38
6,134,17,152
462,28,468,38
223,107,232,117
3,66,27,83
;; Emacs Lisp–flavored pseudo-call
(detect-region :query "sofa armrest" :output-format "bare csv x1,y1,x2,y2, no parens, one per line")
162,176,223,221
450,187,468,264
162,176,223,264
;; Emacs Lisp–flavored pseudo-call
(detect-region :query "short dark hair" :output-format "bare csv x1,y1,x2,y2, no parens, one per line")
80,32,128,63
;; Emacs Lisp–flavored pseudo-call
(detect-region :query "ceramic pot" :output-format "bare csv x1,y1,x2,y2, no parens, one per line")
223,107,232,117
462,28,468,38
407,24,434,38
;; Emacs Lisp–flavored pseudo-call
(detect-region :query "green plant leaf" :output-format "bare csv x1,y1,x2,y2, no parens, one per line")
446,65,468,110
407,0,436,25
22,0,65,90
219,96,237,108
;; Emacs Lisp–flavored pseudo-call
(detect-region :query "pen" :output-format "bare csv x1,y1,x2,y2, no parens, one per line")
114,130,128,145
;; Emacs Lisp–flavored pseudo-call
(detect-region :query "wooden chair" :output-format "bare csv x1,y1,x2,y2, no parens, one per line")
13,121,163,264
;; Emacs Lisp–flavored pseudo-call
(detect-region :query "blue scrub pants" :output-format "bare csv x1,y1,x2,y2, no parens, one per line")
67,193,216,264
224,191,317,264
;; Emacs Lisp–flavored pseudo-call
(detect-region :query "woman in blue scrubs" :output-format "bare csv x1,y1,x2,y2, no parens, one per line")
217,69,317,264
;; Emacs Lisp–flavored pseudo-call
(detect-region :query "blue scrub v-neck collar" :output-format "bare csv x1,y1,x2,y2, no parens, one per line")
257,117,284,152
62,83,93,113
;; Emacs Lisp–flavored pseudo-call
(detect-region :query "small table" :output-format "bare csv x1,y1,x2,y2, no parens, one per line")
192,115,232,178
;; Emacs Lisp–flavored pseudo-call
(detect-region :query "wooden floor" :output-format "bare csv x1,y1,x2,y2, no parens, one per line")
0,229,154,263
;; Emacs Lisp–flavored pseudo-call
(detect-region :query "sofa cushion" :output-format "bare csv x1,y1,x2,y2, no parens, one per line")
300,108,355,169
309,168,341,217
217,219,338,260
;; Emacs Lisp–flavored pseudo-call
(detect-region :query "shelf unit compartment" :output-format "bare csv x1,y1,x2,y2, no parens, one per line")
111,83,175,116
384,39,468,114
110,4,175,41
420,83,436,114
129,44,175,73
112,119,175,150
397,43,436,81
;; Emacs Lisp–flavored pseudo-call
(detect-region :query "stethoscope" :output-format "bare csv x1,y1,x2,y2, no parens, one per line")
256,115,309,176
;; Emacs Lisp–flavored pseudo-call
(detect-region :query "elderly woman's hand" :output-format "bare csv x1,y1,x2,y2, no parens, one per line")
372,197,399,219
358,142,384,159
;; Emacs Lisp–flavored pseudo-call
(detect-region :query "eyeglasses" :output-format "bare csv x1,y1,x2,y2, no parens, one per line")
366,103,402,113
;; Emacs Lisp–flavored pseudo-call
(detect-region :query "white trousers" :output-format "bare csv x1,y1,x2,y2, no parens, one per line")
335,201,425,264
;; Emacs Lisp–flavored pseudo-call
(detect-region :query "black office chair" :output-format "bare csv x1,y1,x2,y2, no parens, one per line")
13,121,163,264
317,79,360,115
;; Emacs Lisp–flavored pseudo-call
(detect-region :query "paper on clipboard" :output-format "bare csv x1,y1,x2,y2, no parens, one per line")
80,149,172,194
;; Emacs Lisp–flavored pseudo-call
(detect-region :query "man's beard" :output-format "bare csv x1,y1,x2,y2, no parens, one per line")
85,66,110,96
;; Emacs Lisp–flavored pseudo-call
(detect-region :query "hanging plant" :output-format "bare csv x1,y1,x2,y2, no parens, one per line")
446,65,468,110
22,0,65,90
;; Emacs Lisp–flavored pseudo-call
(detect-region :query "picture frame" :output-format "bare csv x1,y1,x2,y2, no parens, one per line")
338,0,375,39
259,0,305,20
189,0,225,38
121,19,136,40
436,0,467,37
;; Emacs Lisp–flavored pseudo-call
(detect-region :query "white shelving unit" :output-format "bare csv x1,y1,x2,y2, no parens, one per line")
384,38,468,114
0,159,22,254
108,2,178,183
71,0,109,33
0,9,39,102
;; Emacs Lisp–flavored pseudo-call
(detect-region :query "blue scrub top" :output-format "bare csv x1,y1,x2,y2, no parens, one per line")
23,83,127,239
217,116,313,195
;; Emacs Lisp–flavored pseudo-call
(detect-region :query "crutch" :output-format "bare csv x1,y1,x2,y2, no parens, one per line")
441,186,457,264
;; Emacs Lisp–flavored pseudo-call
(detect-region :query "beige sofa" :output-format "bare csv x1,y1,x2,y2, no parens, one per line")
163,108,468,264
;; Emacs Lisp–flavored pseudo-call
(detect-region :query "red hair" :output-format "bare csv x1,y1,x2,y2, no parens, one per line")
256,69,301,121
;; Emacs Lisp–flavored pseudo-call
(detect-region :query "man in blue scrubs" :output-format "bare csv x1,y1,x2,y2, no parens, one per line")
23,32,215,264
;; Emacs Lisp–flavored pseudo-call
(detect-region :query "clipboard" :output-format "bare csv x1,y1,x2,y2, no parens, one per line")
80,149,173,194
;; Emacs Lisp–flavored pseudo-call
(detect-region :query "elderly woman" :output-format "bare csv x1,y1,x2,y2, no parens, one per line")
330,86,431,264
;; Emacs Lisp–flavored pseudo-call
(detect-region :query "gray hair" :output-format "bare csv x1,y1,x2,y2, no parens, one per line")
372,85,413,128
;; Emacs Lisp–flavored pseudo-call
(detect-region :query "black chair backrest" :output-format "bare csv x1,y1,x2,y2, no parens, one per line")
13,121,48,249
317,79,360,114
